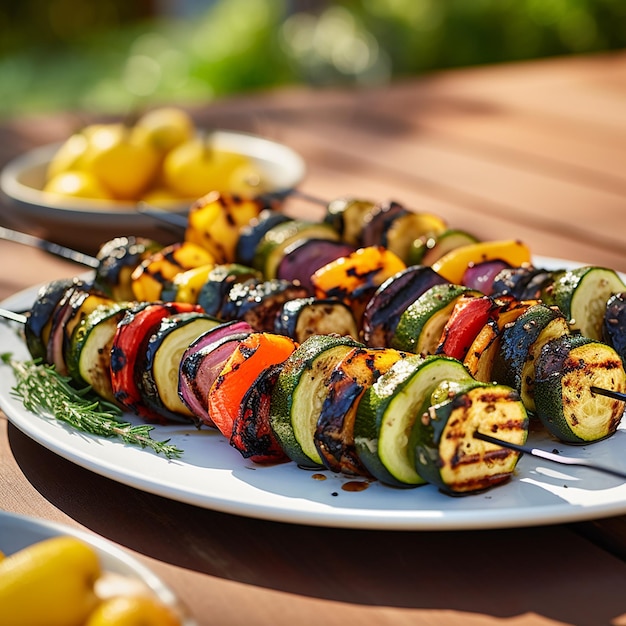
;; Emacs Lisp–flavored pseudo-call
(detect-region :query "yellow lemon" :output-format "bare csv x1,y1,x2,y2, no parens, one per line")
132,107,196,155
162,136,251,199
140,186,190,208
43,170,114,200
85,594,182,626
0,536,101,626
46,123,107,180
82,123,160,201
227,162,267,197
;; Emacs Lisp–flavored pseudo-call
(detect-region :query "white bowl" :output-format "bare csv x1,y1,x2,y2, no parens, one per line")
0,509,196,624
0,131,306,255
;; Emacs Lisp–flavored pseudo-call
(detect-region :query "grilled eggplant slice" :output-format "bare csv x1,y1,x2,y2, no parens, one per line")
414,379,528,494
196,263,262,317
270,334,363,467
142,311,222,424
274,297,359,342
276,238,356,292
315,346,409,475
354,355,474,487
93,236,163,301
236,209,292,267
220,278,310,331
25,277,85,361
603,292,626,365
362,265,447,348
534,334,626,443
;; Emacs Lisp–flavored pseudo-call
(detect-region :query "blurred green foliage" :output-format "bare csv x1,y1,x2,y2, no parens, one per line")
0,0,625,119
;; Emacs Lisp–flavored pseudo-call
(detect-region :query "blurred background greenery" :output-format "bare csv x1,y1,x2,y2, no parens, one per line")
1,0,625,120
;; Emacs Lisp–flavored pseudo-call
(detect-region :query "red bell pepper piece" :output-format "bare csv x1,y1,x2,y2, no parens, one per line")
436,295,501,361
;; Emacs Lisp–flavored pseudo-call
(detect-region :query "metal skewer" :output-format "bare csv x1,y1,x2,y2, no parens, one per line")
591,385,626,403
0,225,99,268
474,431,626,481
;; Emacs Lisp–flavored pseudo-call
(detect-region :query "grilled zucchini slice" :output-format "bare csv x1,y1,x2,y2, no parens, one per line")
493,303,571,412
354,355,474,487
142,312,222,424
549,266,626,340
270,334,363,467
315,346,409,475
534,334,626,443
391,284,478,355
414,379,528,494
274,297,359,342
68,301,133,403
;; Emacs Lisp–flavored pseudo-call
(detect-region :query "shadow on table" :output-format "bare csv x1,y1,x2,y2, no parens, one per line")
9,423,626,626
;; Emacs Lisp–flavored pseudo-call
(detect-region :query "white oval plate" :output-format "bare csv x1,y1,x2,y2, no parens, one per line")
0,510,195,624
1,256,625,531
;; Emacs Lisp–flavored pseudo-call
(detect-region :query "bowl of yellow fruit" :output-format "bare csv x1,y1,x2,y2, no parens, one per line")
0,107,306,254
0,509,195,625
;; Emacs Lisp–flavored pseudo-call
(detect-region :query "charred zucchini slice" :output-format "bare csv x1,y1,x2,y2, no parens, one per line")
68,301,134,403
236,209,292,267
534,334,626,443
414,229,479,267
493,303,571,412
354,355,474,487
549,266,626,340
274,297,359,342
142,312,222,424
414,379,528,494
252,220,340,279
323,197,377,246
315,346,409,475
270,334,363,467
391,284,478,355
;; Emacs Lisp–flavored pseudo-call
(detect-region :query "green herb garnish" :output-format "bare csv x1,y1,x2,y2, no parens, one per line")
1,353,183,459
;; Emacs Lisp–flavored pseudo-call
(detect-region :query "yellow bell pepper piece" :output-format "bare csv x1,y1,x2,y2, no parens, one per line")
185,191,264,263
431,239,532,284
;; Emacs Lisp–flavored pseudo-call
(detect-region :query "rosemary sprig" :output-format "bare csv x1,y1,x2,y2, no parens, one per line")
1,353,183,459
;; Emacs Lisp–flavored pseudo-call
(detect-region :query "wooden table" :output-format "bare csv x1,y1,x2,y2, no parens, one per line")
2,51,626,626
